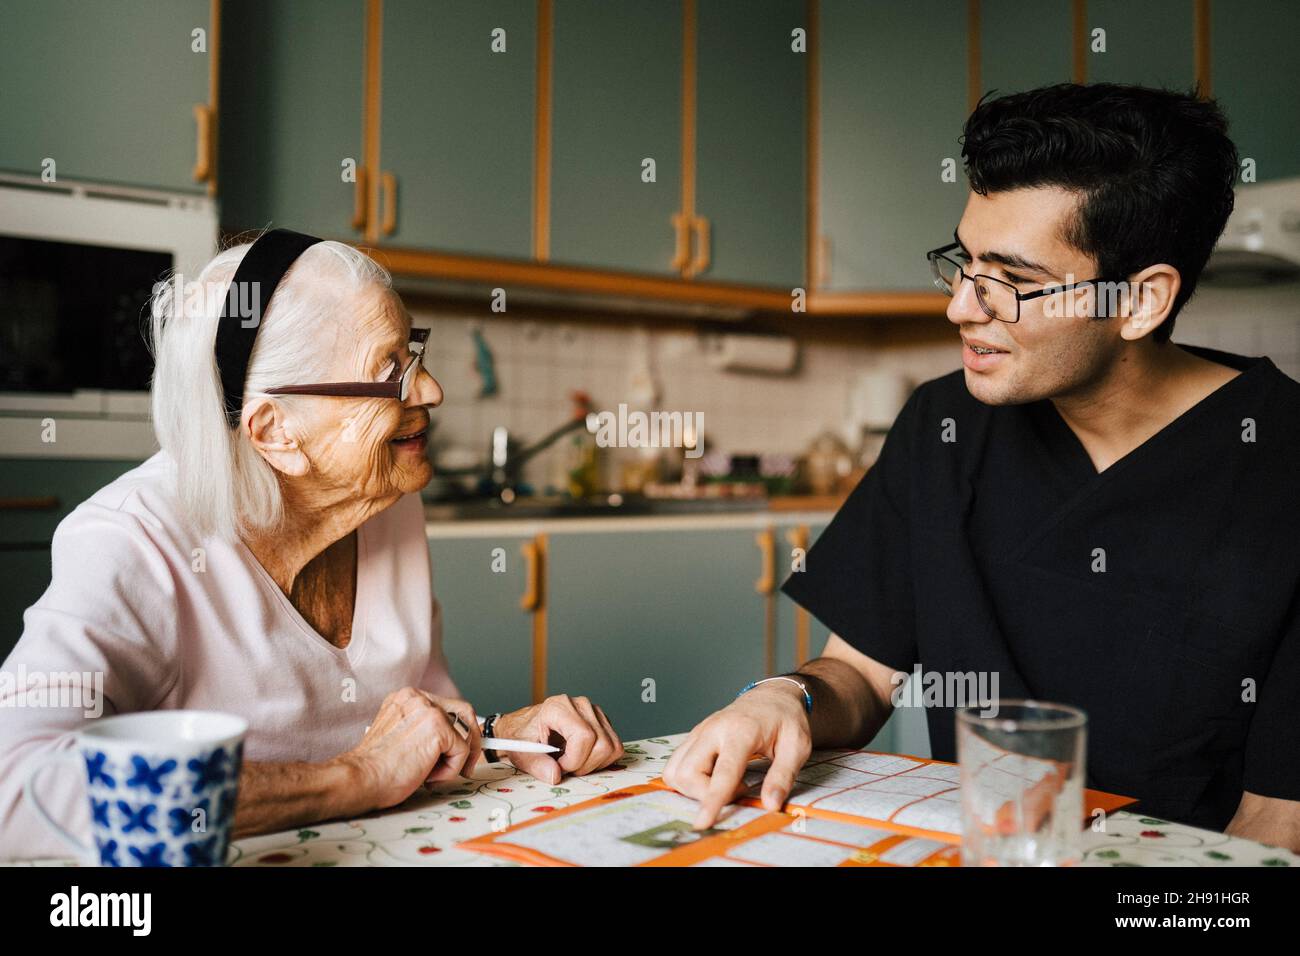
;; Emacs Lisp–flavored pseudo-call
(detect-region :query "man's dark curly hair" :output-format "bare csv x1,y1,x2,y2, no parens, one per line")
960,83,1239,342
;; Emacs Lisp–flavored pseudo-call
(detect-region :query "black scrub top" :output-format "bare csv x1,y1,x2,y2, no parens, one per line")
782,344,1300,831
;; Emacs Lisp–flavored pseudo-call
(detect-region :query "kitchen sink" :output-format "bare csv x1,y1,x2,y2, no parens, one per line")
422,493,768,522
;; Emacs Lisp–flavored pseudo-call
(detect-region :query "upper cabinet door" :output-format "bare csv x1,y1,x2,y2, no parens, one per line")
377,0,536,257
818,1,968,291
220,0,366,238
693,0,806,288
1086,0,1194,89
0,0,211,192
549,0,684,275
979,0,1073,96
1213,0,1300,183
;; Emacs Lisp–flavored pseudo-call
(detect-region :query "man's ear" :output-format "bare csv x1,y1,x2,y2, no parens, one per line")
244,398,310,477
1118,263,1181,342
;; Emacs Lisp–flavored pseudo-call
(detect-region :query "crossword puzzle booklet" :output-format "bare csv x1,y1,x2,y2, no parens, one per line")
460,749,1138,867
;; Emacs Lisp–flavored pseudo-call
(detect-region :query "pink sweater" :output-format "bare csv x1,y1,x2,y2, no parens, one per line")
0,452,458,860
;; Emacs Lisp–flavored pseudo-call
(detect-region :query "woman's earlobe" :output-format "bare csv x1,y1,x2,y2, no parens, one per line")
256,440,310,478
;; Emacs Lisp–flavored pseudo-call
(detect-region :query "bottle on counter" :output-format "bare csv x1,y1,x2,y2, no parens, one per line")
565,414,601,499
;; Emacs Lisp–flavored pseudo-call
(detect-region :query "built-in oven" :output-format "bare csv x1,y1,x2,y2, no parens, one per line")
0,173,217,458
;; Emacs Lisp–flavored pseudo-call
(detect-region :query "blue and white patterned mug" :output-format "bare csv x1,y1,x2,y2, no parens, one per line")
25,710,247,867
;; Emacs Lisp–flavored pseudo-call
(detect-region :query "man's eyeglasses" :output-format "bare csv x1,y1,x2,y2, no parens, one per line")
265,327,431,401
926,242,1115,323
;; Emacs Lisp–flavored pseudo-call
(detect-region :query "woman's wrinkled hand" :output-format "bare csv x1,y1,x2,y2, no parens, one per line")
494,695,624,785
339,688,482,811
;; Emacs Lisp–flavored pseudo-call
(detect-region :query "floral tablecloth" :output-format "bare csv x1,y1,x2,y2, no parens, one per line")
13,734,1299,867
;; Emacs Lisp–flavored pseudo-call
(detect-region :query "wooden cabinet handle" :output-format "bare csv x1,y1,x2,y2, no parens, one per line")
670,212,691,273
526,534,549,704
818,234,832,286
351,166,368,231
192,104,213,182
520,539,541,611
784,526,809,555
755,528,776,595
0,496,59,511
380,171,397,236
688,214,711,277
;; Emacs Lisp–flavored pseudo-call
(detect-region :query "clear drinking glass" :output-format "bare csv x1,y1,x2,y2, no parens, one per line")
957,700,1087,866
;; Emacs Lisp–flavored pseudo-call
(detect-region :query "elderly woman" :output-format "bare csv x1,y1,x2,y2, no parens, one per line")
0,229,623,859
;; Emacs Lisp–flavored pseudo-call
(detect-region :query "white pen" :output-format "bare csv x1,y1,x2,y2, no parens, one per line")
478,737,559,754
444,710,562,754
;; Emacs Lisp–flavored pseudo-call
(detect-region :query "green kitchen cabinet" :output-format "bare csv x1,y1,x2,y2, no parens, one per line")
0,459,144,547
818,0,969,291
692,0,806,287
545,528,767,742
549,0,684,276
982,1,1194,97
0,457,143,662
0,0,212,192
1212,0,1300,182
428,534,536,716
219,0,368,238
0,548,54,663
1087,0,1194,90
978,0,1073,98
887,697,932,759
376,0,536,258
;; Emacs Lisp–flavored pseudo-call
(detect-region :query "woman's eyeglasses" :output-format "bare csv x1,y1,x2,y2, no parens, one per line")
265,327,431,401
926,242,1115,323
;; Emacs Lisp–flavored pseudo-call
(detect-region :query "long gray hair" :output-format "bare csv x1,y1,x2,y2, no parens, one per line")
147,238,392,541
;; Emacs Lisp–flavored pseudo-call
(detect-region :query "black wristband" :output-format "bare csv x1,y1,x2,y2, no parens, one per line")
481,712,501,764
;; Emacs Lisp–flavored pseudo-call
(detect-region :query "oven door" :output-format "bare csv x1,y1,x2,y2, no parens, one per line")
0,177,216,416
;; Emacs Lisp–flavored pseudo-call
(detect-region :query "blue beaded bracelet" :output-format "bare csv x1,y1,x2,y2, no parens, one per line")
737,676,813,714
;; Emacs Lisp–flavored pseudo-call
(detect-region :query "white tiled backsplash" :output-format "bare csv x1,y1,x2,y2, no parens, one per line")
408,280,1300,494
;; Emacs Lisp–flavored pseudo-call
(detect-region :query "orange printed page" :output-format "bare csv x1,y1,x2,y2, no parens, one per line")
695,748,1137,845
458,783,959,867
652,813,962,868
459,785,771,867
460,749,1136,867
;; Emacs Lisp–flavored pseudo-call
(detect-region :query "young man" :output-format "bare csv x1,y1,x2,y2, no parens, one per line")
664,83,1300,851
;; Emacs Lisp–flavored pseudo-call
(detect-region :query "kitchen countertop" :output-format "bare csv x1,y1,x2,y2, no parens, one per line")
9,734,1296,867
423,494,845,537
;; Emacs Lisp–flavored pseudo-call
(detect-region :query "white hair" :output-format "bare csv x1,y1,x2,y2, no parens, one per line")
147,236,392,542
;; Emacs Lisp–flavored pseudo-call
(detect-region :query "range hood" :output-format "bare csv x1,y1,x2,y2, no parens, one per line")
1204,176,1300,285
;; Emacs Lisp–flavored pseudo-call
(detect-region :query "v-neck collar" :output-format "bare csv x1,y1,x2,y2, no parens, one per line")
235,521,370,663
1029,344,1274,485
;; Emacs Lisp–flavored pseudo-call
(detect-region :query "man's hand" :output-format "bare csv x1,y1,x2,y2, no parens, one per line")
663,679,812,830
495,694,624,785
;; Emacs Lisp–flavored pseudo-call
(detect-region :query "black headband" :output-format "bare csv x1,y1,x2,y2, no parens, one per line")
214,229,324,429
